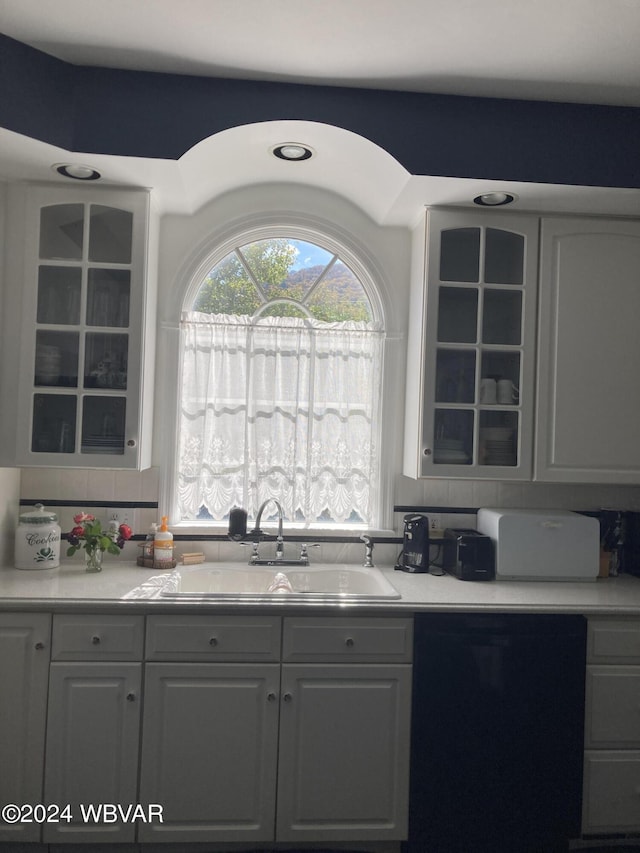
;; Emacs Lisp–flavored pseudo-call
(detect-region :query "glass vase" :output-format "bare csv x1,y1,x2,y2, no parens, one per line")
85,547,103,573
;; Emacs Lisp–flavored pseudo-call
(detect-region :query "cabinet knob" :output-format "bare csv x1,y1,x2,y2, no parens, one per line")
127,439,136,447
91,635,101,645
209,637,218,647
267,692,277,702
283,692,293,703
126,692,136,702
34,641,45,650
345,637,355,647
423,448,432,456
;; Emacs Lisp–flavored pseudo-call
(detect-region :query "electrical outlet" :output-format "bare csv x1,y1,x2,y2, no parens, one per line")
428,514,442,531
105,507,134,531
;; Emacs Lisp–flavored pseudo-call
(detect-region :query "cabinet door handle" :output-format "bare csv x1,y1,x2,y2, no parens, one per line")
91,635,101,645
126,692,136,702
345,637,355,647
283,692,293,703
34,641,45,650
127,439,137,447
209,637,218,647
267,692,277,702
423,448,432,456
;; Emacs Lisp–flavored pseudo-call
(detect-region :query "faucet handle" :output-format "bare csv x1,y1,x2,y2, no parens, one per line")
299,543,320,562
360,534,375,568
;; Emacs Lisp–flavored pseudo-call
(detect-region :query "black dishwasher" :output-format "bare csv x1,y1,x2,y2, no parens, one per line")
406,613,587,853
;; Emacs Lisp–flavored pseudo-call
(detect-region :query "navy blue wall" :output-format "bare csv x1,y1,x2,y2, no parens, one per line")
2,33,640,187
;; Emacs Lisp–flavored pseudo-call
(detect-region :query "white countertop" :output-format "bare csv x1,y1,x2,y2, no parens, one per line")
0,560,639,615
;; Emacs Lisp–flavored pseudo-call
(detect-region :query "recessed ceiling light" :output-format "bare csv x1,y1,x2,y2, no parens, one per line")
53,163,102,181
271,143,314,162
473,191,517,207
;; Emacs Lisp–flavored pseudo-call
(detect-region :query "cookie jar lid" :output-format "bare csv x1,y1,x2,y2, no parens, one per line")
19,503,59,524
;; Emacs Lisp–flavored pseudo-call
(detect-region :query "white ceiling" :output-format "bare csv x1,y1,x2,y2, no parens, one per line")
2,0,640,223
4,0,640,106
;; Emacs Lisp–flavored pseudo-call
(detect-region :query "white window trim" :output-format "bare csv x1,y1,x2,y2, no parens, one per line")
158,211,403,537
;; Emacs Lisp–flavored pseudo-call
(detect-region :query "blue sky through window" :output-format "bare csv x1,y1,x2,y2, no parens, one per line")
288,240,334,271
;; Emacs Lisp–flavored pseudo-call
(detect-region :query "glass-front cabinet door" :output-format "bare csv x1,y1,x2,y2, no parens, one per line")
404,208,539,479
17,187,152,468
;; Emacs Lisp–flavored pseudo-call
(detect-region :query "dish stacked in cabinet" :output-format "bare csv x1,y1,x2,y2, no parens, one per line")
582,618,640,836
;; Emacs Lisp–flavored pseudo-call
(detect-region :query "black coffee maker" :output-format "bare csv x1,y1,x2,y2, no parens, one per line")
396,514,431,573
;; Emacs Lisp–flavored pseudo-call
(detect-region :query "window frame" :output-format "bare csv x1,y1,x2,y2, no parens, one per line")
160,218,400,536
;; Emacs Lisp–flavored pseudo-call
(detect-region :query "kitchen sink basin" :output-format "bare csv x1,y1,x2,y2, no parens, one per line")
150,563,400,600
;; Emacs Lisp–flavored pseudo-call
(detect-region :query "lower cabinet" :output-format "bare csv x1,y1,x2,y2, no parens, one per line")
276,663,411,842
583,618,640,835
0,610,412,845
43,614,144,844
0,612,51,843
139,614,413,844
139,661,281,842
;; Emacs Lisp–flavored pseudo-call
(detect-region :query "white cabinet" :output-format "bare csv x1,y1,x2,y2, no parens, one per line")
278,617,412,843
536,216,640,483
0,613,50,843
43,615,144,843
139,615,282,843
139,614,413,845
140,661,281,842
583,618,640,835
404,208,539,479
14,184,154,468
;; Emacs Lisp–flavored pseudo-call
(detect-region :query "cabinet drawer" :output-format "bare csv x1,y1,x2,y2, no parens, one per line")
588,618,640,663
583,750,640,833
282,617,413,662
585,665,640,748
145,616,281,661
51,615,144,660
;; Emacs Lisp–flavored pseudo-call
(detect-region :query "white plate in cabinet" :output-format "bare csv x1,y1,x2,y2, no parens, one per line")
145,615,281,661
282,617,413,662
582,751,640,834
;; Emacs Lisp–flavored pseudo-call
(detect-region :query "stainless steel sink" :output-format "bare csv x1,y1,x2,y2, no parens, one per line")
152,563,400,600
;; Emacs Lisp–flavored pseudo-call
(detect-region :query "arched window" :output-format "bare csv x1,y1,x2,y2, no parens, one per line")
176,236,385,528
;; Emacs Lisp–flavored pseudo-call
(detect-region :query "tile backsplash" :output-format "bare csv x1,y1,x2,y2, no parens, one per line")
10,465,640,568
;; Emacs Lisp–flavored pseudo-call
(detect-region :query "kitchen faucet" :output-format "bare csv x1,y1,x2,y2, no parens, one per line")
228,499,312,566
251,498,285,562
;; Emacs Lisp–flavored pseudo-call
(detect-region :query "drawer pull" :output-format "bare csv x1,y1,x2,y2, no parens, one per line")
209,637,218,647
126,692,136,702
345,637,355,647
91,635,101,645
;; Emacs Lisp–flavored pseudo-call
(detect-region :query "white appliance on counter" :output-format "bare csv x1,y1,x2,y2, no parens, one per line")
477,508,600,581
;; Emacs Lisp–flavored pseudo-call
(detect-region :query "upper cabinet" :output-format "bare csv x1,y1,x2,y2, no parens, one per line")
404,208,539,480
14,185,154,469
535,217,640,483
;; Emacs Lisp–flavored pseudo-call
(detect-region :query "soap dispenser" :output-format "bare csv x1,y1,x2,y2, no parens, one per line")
153,516,174,569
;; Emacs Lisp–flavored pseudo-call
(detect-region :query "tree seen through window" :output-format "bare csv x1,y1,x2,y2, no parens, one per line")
193,238,372,322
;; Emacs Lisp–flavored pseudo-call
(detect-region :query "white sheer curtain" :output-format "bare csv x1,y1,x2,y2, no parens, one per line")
177,311,384,525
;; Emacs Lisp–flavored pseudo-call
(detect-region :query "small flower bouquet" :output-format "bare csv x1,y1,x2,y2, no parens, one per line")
67,512,133,571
